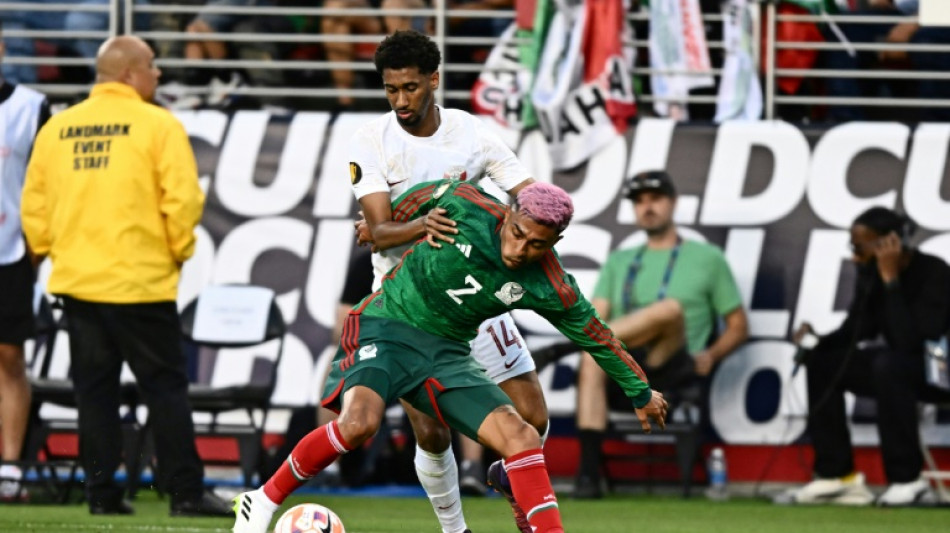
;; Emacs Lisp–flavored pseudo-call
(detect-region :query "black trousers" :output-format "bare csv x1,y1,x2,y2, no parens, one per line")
805,345,925,484
62,296,204,507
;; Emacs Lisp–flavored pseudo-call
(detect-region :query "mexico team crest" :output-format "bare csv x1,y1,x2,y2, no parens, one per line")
349,162,362,184
495,282,525,306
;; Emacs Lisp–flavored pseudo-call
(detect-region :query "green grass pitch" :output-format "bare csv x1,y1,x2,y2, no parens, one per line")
0,490,946,533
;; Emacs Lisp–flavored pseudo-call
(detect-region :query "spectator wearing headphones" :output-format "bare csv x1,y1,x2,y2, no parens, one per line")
789,206,950,506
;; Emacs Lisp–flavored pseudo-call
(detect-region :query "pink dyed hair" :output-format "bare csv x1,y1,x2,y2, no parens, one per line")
514,182,574,233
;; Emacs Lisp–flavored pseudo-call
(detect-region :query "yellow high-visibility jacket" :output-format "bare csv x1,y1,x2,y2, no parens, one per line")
22,82,204,303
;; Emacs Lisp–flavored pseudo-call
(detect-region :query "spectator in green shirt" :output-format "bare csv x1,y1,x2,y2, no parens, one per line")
573,170,749,499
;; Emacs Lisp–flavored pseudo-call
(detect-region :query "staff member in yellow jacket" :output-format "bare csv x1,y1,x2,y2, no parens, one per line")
21,35,231,518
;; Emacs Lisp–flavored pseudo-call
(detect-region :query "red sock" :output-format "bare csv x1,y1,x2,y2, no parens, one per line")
263,421,352,504
505,449,564,533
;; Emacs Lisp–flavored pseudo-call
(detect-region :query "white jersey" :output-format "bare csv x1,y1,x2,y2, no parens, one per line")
349,106,531,284
349,106,536,382
0,84,47,265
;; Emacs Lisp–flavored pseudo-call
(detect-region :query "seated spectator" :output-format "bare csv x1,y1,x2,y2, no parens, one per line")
824,0,950,121
1,0,148,85
443,0,512,90
786,206,950,507
180,0,297,106
322,0,431,109
178,0,430,109
573,170,748,499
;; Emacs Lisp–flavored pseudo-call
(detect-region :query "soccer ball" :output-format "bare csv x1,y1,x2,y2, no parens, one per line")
273,503,346,533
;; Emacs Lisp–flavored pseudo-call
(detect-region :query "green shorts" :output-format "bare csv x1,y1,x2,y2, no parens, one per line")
321,315,513,440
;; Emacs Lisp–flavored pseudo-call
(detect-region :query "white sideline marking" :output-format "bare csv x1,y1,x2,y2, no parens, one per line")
9,524,229,532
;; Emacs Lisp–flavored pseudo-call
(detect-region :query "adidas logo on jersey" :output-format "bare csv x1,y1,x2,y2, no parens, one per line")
455,243,472,257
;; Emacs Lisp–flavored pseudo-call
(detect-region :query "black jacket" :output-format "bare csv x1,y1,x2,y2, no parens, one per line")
818,250,950,355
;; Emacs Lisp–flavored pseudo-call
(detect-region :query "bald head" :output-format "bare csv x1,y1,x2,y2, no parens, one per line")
96,35,150,79
96,36,160,101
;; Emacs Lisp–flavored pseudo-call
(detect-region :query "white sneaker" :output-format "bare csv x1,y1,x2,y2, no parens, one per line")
153,82,204,110
207,72,245,108
0,464,23,501
232,489,278,533
791,472,874,506
876,477,933,506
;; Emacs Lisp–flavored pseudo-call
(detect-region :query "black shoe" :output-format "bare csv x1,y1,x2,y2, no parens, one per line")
459,461,487,496
573,474,603,500
90,499,135,515
170,490,234,517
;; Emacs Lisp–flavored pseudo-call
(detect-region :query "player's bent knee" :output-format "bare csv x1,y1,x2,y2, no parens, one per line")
503,422,541,456
412,417,452,453
479,406,540,457
335,397,385,447
520,409,548,436
335,413,381,447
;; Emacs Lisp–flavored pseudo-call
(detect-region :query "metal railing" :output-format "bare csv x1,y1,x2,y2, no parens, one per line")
2,1,947,119
763,4,950,118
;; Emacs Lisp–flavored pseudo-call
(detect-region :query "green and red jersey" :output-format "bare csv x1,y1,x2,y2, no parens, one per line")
356,180,652,407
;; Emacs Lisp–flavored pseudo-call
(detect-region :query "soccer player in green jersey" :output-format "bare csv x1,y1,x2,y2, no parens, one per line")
350,30,545,533
232,180,668,533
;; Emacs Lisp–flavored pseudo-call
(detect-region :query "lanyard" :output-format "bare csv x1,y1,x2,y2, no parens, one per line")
622,236,682,313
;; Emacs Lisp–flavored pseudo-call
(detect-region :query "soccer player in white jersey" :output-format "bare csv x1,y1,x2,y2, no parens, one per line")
348,30,544,533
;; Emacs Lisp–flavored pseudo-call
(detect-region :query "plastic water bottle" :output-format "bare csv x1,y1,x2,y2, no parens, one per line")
705,447,729,501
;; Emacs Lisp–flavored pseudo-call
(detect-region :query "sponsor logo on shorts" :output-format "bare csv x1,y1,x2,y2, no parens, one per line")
504,354,522,369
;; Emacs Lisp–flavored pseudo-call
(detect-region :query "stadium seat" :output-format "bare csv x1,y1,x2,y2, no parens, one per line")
602,380,705,498
171,284,286,488
920,397,950,504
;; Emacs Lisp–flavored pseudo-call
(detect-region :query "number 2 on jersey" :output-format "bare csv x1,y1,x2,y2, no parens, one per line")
445,274,483,304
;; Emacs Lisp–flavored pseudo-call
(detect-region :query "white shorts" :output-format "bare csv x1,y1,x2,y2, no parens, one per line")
469,313,535,383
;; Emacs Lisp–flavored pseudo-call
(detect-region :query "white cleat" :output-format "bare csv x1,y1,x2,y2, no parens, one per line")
232,490,276,533
876,477,934,507
789,472,874,506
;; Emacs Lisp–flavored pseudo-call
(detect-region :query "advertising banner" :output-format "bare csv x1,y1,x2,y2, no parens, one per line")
37,112,950,446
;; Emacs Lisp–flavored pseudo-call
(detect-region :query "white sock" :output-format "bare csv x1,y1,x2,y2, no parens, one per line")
254,488,280,512
414,444,467,533
0,464,23,480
